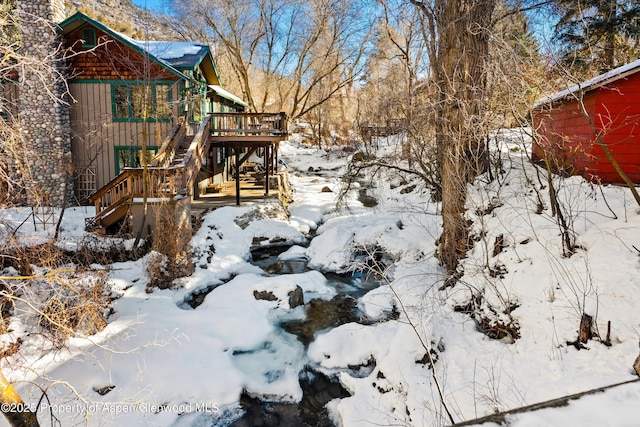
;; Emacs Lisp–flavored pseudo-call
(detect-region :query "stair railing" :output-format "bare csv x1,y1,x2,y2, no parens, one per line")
149,114,187,168
88,115,212,228
88,111,288,229
182,114,212,190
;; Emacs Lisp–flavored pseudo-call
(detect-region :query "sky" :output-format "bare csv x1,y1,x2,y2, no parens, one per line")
131,0,168,12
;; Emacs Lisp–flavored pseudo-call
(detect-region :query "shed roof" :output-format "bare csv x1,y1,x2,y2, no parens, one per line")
209,85,248,108
532,58,640,110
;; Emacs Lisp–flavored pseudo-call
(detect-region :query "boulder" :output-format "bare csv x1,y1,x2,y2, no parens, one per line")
288,285,304,308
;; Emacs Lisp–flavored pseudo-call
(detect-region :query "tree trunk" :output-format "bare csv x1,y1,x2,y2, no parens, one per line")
578,313,593,343
602,0,617,71
433,0,495,273
439,147,470,272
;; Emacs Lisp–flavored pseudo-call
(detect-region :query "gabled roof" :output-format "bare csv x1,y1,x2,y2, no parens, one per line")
57,12,221,85
532,58,640,110
134,41,221,85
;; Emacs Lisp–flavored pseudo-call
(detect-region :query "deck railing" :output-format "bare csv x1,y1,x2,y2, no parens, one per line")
88,112,286,228
88,116,211,226
210,112,288,139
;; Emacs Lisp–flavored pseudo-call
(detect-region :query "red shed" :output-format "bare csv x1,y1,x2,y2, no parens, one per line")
531,59,640,183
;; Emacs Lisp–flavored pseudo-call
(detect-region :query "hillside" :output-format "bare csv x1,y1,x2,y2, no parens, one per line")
64,0,175,40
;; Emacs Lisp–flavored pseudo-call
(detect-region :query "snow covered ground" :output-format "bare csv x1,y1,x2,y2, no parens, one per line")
0,129,639,426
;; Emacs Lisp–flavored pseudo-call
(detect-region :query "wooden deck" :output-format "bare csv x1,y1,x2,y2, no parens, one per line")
360,118,406,142
191,172,282,212
210,112,287,144
87,111,289,233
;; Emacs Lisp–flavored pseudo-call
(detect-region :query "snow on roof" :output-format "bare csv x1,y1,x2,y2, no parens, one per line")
58,12,220,82
110,30,188,78
531,58,640,110
138,41,205,60
126,38,210,70
57,13,189,81
209,85,248,107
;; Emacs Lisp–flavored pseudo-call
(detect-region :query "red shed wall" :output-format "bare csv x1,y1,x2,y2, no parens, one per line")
532,92,598,177
590,75,640,182
533,71,640,183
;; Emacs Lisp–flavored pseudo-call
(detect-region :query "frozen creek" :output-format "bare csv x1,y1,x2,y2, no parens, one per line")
169,144,404,426
180,241,398,427
8,133,640,427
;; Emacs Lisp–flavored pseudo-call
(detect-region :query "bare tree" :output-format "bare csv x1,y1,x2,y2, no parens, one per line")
408,0,496,273
358,1,428,131
0,5,141,423
170,0,371,122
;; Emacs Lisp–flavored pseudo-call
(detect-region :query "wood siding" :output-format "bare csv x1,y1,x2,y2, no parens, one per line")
63,21,188,201
533,71,640,183
69,82,180,193
66,26,178,81
591,76,640,182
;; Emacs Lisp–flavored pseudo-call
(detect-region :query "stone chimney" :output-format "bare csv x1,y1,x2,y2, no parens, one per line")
16,0,72,207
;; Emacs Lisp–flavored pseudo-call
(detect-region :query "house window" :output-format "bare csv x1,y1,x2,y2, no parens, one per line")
111,83,173,122
82,28,97,48
192,93,202,122
155,85,171,118
216,146,225,166
115,146,159,174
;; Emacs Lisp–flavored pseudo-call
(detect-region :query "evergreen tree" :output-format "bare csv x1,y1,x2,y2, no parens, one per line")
553,0,639,75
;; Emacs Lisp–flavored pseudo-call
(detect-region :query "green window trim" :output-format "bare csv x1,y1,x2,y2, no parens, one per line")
114,146,159,175
111,82,174,122
82,28,97,48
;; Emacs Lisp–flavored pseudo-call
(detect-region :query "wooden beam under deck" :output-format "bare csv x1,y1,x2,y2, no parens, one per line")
234,147,241,206
211,140,281,205
209,135,285,145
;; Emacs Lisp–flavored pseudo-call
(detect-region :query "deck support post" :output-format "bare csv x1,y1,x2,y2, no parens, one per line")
264,145,270,196
193,173,200,200
234,147,241,206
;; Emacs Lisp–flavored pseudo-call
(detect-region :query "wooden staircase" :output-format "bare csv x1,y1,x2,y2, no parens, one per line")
86,111,289,233
86,115,211,232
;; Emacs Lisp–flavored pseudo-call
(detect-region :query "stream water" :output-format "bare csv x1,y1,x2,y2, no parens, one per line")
177,239,396,426
230,244,383,426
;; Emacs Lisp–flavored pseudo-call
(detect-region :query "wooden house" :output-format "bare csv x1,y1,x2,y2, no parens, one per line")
531,59,640,183
10,4,287,236
57,12,247,203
